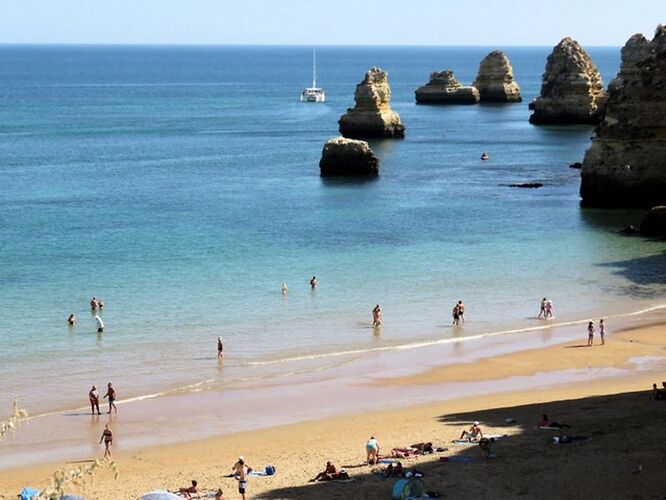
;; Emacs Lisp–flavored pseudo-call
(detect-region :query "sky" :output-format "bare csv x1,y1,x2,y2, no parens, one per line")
0,0,662,46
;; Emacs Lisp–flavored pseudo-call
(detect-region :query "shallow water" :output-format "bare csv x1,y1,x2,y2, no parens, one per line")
1,45,666,417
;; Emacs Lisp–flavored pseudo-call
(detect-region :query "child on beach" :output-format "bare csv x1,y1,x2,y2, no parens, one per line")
599,319,605,346
587,321,594,346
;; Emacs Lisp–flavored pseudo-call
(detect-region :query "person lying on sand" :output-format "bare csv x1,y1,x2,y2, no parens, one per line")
310,461,348,482
538,414,570,428
460,421,483,441
178,479,198,498
410,442,435,454
382,461,403,478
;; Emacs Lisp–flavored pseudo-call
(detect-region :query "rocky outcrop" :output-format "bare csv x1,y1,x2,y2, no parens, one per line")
473,51,522,102
580,25,666,207
640,207,666,237
529,37,607,124
319,137,379,176
339,67,405,139
415,70,480,104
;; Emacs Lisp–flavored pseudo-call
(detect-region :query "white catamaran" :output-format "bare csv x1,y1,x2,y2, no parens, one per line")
300,49,325,103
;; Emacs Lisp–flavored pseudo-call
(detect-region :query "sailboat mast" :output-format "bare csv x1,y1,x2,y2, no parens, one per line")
312,48,316,88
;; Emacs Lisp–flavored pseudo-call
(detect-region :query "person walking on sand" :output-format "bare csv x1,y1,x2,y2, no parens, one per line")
310,276,318,289
365,436,380,465
100,423,113,458
457,301,465,323
587,321,594,346
372,305,382,327
599,319,606,346
232,456,251,500
103,382,117,414
538,298,547,319
545,299,554,319
89,385,101,415
94,315,104,333
217,336,224,359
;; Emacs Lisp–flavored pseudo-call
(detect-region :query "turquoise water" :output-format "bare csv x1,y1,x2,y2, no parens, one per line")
2,45,666,415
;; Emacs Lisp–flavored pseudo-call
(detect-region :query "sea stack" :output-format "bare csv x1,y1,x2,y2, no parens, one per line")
580,25,666,208
319,137,379,176
415,70,480,104
338,67,405,139
529,37,607,124
473,50,522,102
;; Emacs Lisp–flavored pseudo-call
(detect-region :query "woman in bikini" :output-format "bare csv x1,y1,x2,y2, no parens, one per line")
100,423,113,458
587,321,594,346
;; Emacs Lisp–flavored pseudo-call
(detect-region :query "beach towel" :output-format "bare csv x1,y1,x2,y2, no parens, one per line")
141,491,181,500
248,465,276,476
20,488,39,500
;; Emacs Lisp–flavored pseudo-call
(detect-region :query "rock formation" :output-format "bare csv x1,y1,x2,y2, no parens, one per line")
338,67,405,139
529,37,607,124
640,207,666,237
319,137,379,176
415,70,480,104
473,50,522,102
580,25,666,208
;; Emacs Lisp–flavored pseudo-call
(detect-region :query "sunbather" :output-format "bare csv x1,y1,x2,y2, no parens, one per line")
538,414,570,428
214,490,227,500
391,447,418,458
382,461,403,478
310,461,347,482
460,421,483,441
178,480,198,498
410,442,435,454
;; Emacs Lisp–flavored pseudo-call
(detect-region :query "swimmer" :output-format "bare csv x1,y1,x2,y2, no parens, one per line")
90,297,98,311
281,283,288,295
94,315,104,333
457,300,465,323
372,304,382,327
67,313,76,326
310,276,318,289
452,304,460,326
217,336,224,359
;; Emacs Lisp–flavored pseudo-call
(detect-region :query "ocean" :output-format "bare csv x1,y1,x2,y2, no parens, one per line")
2,45,666,418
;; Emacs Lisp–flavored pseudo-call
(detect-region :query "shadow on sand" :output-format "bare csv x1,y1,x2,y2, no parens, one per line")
259,390,666,499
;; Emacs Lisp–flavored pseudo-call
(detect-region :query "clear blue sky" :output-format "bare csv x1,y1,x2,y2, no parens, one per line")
0,0,662,46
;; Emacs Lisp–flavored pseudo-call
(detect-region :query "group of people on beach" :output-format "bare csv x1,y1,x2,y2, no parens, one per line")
89,383,117,416
586,319,606,346
650,381,666,400
172,456,253,499
452,301,465,326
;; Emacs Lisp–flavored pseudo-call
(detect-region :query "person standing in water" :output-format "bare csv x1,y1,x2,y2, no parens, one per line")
457,301,465,323
94,315,104,333
587,321,594,346
599,319,606,346
281,283,288,295
67,313,76,326
90,297,98,311
538,298,547,319
372,305,382,326
310,276,318,289
103,382,117,414
545,299,554,319
89,385,101,415
100,423,113,458
217,336,224,359
452,303,460,326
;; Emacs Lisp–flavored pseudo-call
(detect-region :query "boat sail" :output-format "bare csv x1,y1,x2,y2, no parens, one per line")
300,49,325,102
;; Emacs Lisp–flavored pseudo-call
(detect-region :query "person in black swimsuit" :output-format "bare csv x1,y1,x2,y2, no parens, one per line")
103,382,117,414
100,423,113,458
217,337,224,359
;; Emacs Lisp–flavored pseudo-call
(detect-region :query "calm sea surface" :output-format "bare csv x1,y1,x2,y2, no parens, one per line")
2,45,666,415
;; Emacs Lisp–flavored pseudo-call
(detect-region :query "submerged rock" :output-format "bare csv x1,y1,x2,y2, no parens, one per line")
319,137,379,176
415,70,480,104
529,37,607,124
569,162,583,169
640,207,666,237
580,25,666,207
507,183,544,188
339,67,405,139
473,50,522,102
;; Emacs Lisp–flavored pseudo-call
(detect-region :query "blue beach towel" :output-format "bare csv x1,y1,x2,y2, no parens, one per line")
20,488,40,500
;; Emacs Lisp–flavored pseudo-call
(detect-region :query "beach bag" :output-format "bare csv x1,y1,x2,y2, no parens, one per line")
265,465,276,475
392,478,425,500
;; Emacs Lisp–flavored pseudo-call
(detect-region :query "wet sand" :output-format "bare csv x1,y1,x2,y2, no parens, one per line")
1,322,666,499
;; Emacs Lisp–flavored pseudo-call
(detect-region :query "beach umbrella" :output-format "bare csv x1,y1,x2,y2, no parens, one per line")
141,491,181,500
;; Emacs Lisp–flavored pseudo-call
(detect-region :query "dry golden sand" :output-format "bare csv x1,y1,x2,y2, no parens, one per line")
2,324,666,499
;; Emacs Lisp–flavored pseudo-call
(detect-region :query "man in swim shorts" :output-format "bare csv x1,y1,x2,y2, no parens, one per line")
232,456,250,500
103,382,117,414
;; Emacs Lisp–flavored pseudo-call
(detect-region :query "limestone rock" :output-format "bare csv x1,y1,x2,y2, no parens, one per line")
415,70,480,104
640,207,666,237
580,25,666,207
529,37,607,124
473,50,522,102
319,137,379,176
338,67,405,139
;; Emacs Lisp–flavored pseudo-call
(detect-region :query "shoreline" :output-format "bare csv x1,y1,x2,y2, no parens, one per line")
2,320,666,497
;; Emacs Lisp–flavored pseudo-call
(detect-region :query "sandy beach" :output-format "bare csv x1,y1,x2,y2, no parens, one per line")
2,322,666,499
